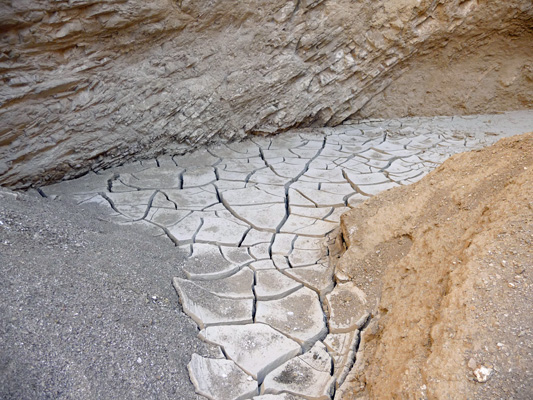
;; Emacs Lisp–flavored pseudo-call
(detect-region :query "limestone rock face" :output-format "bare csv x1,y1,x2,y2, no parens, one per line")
1,0,532,187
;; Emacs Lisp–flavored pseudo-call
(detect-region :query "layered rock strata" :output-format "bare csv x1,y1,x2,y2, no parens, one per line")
1,0,532,187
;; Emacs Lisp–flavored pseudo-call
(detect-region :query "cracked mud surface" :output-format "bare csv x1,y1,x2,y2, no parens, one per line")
2,111,531,399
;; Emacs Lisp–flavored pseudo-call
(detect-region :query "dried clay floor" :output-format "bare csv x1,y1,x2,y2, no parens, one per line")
41,111,533,400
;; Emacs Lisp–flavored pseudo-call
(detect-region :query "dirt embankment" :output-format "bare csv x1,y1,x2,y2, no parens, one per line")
336,133,533,399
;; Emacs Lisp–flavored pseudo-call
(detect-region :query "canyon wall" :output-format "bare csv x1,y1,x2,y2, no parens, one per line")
0,0,532,187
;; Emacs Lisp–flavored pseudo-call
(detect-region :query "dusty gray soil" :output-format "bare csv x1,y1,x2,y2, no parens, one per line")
0,190,205,399
337,133,533,399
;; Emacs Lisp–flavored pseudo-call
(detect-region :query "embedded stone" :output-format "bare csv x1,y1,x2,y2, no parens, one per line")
173,278,253,329
188,354,258,400
199,323,301,383
255,270,303,300
256,287,327,350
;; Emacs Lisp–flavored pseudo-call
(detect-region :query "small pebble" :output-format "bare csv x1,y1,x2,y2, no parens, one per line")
473,366,493,383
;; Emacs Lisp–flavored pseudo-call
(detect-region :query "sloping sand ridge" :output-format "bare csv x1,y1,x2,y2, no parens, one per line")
337,132,532,399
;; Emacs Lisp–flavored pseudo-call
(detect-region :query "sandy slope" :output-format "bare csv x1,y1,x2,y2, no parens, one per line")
337,133,532,399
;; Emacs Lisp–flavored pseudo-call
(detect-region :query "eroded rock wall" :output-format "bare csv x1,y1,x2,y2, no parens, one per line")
1,0,532,187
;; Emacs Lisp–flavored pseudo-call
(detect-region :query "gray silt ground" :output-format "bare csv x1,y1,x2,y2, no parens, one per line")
0,190,206,400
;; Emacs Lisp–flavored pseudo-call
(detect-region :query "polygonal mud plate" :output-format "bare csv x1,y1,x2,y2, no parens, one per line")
255,287,327,350
188,354,258,400
199,323,301,383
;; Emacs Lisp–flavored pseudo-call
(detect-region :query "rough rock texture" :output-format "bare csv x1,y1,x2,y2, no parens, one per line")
1,0,532,187
357,32,533,118
336,133,533,399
